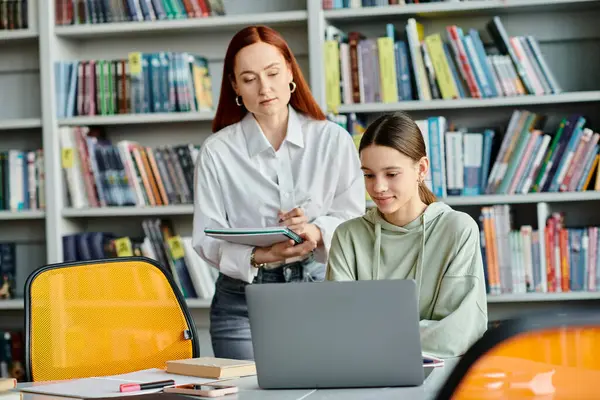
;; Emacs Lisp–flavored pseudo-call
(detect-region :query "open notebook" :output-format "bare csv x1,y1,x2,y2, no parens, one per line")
204,227,303,247
18,368,221,398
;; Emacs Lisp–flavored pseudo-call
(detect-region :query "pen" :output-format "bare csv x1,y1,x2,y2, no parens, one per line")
119,379,176,392
279,197,312,223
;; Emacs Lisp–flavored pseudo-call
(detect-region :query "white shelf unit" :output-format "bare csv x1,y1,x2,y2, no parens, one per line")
315,0,600,321
0,0,47,325
1,0,600,337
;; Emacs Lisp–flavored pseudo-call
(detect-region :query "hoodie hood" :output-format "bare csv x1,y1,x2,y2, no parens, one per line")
362,202,453,299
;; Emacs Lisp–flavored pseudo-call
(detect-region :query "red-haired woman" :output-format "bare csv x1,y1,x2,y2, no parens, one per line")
192,25,365,360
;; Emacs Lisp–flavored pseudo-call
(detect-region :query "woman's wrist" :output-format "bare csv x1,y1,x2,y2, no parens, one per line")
252,246,275,266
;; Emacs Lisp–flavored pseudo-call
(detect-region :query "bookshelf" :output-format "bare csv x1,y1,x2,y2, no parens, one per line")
1,0,600,358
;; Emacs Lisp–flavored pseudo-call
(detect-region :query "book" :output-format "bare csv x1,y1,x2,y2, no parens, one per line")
166,357,256,379
0,378,16,392
204,227,304,247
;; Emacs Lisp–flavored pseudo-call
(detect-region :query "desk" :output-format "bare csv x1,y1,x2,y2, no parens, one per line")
16,358,458,400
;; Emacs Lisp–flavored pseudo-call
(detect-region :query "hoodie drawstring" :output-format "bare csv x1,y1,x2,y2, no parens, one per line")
373,222,382,280
415,213,426,310
373,212,427,309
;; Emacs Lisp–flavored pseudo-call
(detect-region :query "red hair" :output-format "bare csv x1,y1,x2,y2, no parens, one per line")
212,25,326,133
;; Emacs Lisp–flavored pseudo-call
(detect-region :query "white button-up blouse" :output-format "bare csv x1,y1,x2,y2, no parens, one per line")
192,105,366,283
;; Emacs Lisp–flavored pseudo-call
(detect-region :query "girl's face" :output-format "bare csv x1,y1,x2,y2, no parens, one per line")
231,42,293,119
360,144,426,215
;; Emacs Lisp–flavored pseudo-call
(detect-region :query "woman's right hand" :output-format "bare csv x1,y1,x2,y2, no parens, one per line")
252,234,317,265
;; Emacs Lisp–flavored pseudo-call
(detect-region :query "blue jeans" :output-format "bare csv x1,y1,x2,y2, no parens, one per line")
209,255,325,360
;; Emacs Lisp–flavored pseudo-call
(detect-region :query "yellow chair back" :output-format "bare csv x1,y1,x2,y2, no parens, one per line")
436,309,600,400
25,257,199,381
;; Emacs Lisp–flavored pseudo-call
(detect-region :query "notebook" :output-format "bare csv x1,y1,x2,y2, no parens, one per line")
166,357,256,379
18,368,220,398
204,227,303,247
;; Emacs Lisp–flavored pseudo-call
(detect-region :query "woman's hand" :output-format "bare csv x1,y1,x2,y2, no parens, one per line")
278,207,323,245
252,233,317,265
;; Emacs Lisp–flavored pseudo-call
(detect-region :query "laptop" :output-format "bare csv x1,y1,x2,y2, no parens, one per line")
245,279,425,389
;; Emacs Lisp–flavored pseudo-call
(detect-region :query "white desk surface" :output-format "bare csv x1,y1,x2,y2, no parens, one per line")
15,358,459,400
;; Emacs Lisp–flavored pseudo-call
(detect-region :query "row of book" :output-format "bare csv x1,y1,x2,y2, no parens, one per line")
55,0,226,25
324,16,560,109
0,150,45,212
480,206,600,295
479,205,538,295
0,1,27,31
0,331,23,381
55,52,214,118
62,219,217,300
331,110,600,198
323,0,477,9
485,112,600,196
61,126,197,208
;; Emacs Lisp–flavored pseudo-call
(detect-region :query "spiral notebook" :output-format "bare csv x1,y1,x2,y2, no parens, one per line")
204,227,303,247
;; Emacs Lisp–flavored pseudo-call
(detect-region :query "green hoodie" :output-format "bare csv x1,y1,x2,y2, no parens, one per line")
326,201,488,358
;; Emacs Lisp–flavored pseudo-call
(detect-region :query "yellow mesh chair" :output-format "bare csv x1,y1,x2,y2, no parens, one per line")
435,307,600,400
24,257,199,382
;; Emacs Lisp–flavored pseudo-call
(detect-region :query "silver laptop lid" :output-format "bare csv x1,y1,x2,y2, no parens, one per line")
246,279,424,389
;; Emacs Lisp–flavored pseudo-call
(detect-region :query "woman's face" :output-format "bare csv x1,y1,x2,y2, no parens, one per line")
232,42,293,118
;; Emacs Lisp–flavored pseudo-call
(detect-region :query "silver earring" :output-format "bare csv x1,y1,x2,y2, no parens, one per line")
289,81,297,93
235,95,242,106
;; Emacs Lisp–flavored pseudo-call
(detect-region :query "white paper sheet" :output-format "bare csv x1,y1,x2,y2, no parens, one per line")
19,368,221,398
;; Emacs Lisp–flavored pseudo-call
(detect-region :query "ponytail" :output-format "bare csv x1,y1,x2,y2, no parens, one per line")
418,182,436,205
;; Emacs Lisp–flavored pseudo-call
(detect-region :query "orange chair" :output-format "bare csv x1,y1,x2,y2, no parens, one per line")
435,307,600,399
24,257,200,382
